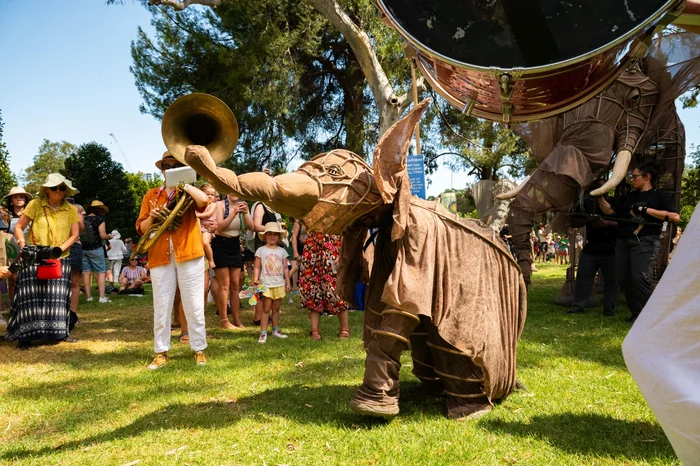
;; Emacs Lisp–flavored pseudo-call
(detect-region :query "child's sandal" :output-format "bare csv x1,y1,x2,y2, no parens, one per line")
339,328,351,340
178,332,190,344
310,328,322,340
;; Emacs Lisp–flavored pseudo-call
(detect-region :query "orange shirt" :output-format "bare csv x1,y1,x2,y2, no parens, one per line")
135,186,207,268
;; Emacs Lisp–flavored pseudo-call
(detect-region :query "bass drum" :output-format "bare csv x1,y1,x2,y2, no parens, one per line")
375,0,684,123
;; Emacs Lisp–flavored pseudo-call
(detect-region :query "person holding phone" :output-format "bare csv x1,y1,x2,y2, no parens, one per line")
212,193,253,329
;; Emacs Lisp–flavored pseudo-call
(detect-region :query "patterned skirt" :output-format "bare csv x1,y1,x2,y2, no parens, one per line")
299,233,347,315
5,260,72,342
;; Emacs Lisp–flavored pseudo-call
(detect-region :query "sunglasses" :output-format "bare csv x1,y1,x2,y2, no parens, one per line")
49,185,67,192
161,163,184,170
629,173,643,179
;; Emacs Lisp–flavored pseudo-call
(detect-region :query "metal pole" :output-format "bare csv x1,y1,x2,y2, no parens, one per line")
411,63,421,155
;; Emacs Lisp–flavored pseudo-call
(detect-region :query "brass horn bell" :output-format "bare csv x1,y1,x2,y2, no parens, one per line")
161,93,238,165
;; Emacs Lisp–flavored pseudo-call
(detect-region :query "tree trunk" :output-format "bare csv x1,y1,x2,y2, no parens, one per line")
344,65,366,156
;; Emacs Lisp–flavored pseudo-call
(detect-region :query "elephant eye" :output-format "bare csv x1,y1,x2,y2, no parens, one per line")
326,164,346,178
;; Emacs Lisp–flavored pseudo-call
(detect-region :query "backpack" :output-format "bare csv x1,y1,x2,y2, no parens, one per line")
246,202,278,252
80,216,103,251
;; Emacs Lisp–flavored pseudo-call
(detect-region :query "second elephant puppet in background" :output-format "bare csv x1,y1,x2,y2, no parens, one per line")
185,99,527,420
500,32,700,284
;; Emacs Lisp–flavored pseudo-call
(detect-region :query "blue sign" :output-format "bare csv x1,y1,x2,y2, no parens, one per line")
407,155,426,199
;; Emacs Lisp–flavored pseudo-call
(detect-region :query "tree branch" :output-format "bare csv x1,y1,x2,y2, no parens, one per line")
148,0,222,10
396,76,426,114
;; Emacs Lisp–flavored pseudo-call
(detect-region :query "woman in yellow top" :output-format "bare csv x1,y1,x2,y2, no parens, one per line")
7,173,80,349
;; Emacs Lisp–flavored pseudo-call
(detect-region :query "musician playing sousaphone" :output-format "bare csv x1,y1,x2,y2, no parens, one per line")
136,151,211,370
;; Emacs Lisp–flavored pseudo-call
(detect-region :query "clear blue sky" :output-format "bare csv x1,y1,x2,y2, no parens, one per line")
1,1,698,197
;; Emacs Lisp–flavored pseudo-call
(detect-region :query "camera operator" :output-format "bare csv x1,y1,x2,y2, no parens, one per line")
597,162,680,323
568,179,619,316
5,174,80,349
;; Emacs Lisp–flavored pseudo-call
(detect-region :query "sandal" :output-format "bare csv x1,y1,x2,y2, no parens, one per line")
339,328,351,340
179,332,190,344
310,328,322,340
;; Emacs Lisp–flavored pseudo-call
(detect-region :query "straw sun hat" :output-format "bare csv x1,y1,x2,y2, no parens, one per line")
258,222,289,246
39,173,79,198
89,200,109,214
4,186,33,202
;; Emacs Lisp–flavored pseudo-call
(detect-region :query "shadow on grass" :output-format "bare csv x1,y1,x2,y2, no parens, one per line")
481,412,676,461
2,383,440,462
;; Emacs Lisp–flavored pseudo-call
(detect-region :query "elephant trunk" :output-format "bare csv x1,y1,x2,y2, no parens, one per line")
184,145,321,219
589,150,632,197
495,176,531,200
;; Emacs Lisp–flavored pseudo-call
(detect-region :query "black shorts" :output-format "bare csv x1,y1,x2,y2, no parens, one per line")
243,248,255,263
69,243,83,272
538,242,549,253
211,235,242,269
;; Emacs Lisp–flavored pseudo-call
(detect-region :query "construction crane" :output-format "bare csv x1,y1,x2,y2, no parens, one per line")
108,133,134,172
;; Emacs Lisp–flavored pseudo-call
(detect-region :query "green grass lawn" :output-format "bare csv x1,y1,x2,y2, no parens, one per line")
0,263,679,465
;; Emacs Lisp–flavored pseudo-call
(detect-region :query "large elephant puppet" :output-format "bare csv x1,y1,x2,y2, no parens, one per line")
185,99,527,420
499,32,700,284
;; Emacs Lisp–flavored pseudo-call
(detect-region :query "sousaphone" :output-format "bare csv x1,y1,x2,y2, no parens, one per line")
131,93,238,258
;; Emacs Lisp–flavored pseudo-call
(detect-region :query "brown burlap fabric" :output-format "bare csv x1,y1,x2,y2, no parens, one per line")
188,99,527,414
378,199,527,402
342,101,527,406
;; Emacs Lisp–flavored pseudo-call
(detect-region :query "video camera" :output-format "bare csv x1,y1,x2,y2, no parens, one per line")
9,246,63,274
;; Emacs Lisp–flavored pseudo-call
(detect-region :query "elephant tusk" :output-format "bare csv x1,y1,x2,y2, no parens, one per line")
589,150,632,197
495,176,531,200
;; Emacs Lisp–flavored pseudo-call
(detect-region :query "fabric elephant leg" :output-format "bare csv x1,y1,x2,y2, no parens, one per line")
409,316,444,396
425,321,492,420
350,309,420,418
508,206,535,286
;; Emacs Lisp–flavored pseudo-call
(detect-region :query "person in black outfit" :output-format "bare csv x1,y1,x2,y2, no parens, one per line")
597,162,680,323
568,180,619,316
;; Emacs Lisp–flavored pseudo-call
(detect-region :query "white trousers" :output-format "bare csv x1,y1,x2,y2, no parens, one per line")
110,260,122,283
150,253,207,353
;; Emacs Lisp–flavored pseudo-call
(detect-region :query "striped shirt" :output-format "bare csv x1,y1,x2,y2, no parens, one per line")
122,266,146,283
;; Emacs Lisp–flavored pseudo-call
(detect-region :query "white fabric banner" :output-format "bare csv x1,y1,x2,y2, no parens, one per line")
623,202,700,465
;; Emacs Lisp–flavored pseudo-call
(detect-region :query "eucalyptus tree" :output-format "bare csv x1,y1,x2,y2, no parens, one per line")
113,0,417,171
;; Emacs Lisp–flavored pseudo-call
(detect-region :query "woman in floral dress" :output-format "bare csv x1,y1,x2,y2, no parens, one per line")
298,232,349,340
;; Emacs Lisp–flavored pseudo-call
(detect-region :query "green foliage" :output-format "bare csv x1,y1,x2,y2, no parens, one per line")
421,98,533,181
20,139,76,196
679,148,700,228
0,111,18,196
125,172,162,237
123,0,410,171
62,142,139,239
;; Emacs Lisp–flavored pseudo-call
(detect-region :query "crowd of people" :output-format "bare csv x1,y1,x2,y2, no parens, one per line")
0,155,681,366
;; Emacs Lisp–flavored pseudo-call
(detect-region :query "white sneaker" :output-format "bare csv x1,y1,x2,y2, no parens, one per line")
86,297,94,302
99,297,112,303
258,332,268,344
271,329,289,339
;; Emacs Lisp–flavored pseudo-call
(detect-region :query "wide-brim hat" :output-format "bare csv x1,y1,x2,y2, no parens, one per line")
111,230,121,239
4,186,33,202
90,200,109,213
258,221,289,244
155,151,180,170
40,173,79,198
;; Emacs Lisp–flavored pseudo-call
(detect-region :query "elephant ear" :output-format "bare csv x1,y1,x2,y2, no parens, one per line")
373,98,431,241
